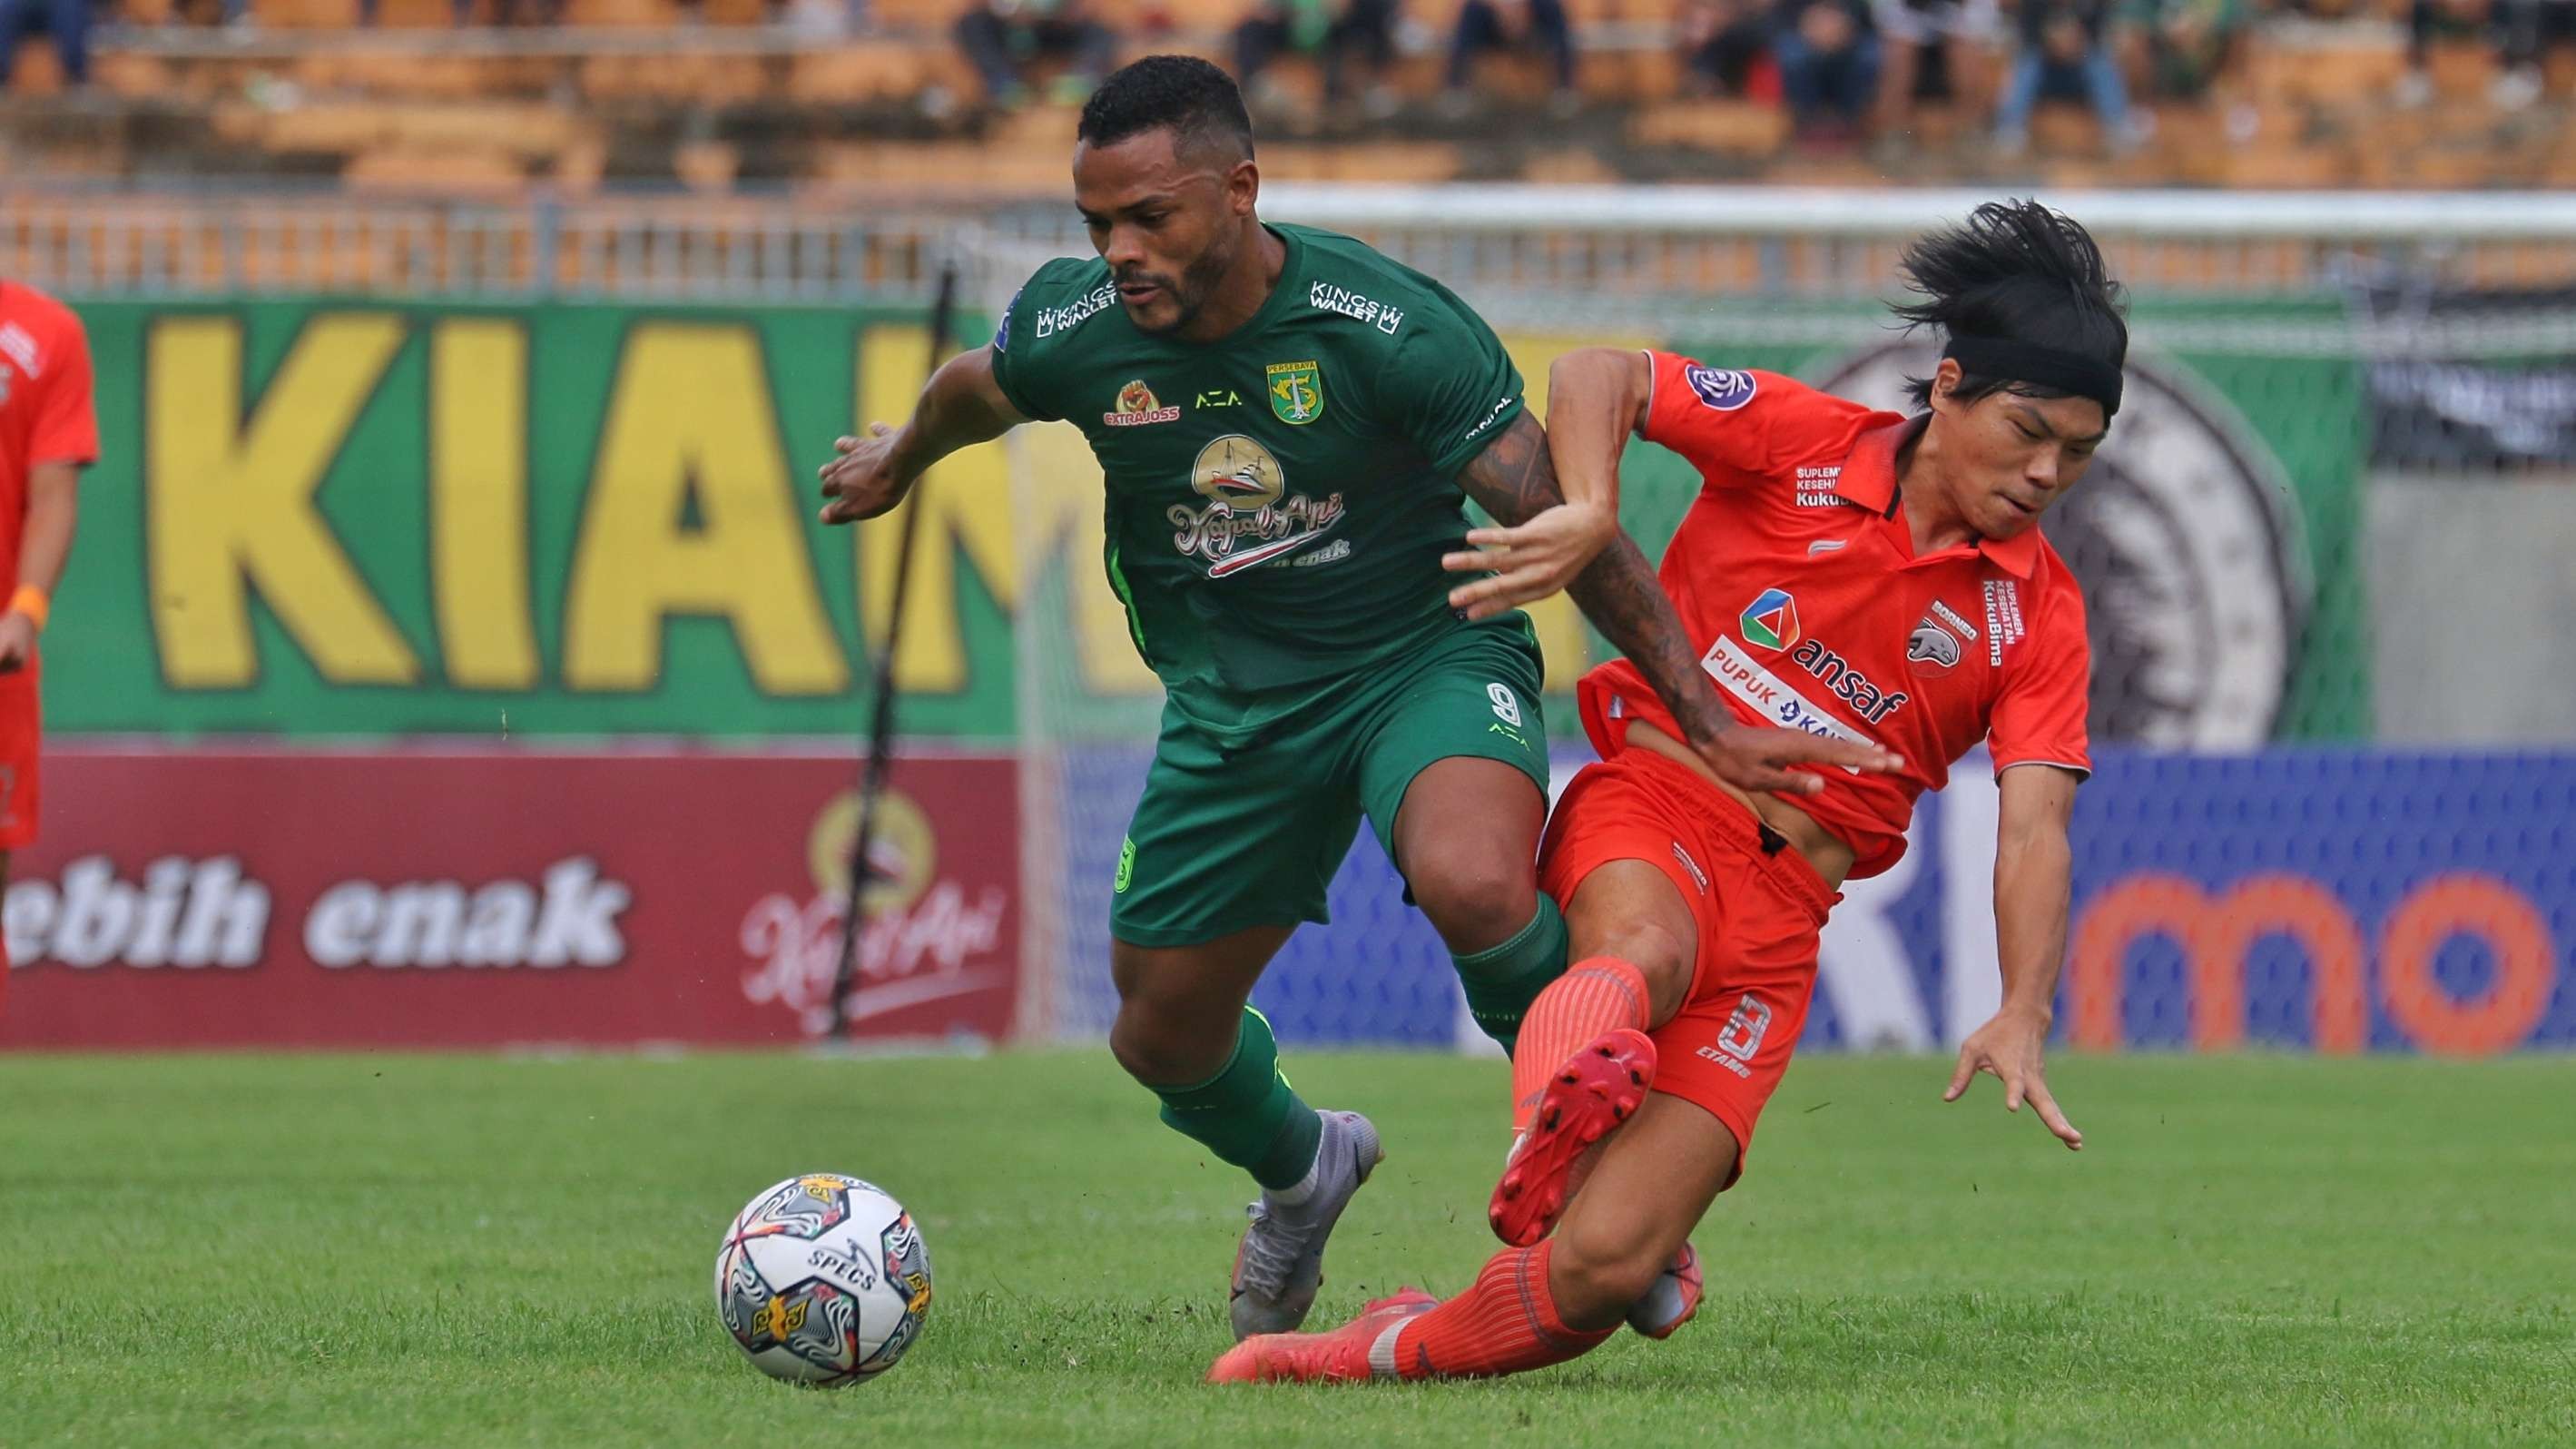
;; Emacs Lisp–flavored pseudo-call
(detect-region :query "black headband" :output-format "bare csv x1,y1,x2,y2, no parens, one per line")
1942,334,2123,418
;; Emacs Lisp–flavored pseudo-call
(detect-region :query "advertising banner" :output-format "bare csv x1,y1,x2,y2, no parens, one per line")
0,748,1018,1050
1223,746,2575,1055
52,298,2368,744
2345,275,2576,471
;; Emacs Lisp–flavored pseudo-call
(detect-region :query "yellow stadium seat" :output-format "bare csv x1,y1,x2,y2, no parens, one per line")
1627,99,1790,156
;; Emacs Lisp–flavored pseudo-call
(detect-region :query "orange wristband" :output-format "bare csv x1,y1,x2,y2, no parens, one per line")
9,586,46,631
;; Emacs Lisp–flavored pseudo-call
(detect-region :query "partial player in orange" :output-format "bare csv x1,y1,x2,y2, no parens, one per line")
1211,199,2117,1385
0,279,97,1021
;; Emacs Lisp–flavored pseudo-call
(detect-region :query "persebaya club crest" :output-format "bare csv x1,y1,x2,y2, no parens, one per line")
1266,360,1324,425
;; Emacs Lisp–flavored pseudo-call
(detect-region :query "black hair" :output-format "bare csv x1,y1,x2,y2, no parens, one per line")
1077,55,1255,165
1893,199,2129,412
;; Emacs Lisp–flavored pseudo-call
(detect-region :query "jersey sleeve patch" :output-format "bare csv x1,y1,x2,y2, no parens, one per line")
1642,351,1778,485
988,265,1099,425
991,287,1020,353
1986,567,2094,779
1682,365,1758,412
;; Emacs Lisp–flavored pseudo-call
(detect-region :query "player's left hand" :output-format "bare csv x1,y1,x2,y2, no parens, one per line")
1945,1006,2082,1149
1441,501,1617,620
0,610,36,673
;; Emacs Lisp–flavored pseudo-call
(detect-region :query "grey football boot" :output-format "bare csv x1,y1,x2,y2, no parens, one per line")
1227,1109,1384,1341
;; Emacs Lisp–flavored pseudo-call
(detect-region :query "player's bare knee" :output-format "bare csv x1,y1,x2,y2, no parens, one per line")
1106,1002,1224,1088
1405,853,1537,953
1547,1226,1667,1331
1585,919,1694,1023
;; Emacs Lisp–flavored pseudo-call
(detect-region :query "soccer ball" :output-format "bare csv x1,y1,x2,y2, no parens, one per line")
714,1173,933,1385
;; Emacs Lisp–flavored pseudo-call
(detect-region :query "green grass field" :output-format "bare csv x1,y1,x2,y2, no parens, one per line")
5,1050,2571,1447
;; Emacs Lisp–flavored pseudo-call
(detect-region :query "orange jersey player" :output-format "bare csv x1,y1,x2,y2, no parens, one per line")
1213,200,2119,1385
0,279,97,1020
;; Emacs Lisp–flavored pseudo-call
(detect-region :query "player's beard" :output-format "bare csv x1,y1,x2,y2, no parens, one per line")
1126,230,1240,336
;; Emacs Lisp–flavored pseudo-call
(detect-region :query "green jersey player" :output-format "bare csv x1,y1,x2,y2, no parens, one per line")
817,55,1883,1342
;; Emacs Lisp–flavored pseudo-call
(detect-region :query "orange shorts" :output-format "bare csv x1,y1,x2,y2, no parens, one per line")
0,666,38,853
1538,745,1838,1188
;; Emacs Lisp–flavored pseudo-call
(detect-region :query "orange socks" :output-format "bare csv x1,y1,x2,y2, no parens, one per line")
1387,1239,1616,1379
1511,956,1651,1134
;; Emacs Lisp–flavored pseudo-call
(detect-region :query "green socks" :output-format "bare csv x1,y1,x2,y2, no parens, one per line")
1147,904,1566,1187
1154,1007,1323,1192
1451,895,1571,1057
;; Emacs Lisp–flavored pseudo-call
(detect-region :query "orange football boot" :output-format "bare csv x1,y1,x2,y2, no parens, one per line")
1489,1028,1656,1247
1204,1289,1441,1385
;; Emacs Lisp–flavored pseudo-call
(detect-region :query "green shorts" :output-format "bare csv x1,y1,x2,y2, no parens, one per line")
1109,619,1550,948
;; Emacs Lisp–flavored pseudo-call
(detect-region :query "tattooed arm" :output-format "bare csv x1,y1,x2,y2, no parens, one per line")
1453,411,1896,796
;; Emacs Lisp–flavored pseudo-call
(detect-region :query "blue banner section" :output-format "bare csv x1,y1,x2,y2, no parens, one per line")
1060,745,2576,1053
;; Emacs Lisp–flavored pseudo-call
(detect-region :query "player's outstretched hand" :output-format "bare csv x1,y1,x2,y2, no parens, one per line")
1441,501,1617,620
0,610,35,673
1944,1007,2082,1149
1690,725,1901,800
816,422,912,526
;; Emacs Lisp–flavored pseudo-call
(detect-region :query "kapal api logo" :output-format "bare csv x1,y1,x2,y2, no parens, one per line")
1170,435,1347,578
738,788,1009,1034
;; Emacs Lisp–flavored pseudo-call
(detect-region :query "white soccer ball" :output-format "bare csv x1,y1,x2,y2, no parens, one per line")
714,1173,933,1385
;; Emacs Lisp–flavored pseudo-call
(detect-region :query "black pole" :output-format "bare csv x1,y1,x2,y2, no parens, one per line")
825,262,959,1042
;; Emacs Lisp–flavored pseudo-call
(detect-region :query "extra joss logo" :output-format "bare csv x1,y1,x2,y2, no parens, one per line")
1104,380,1180,428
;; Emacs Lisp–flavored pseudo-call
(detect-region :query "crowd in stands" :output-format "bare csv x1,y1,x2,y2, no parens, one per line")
10,0,2576,171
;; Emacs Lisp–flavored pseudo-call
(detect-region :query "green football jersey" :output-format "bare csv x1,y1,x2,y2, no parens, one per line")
988,222,1527,741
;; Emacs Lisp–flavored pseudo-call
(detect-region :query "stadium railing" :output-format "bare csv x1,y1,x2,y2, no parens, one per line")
11,182,2576,306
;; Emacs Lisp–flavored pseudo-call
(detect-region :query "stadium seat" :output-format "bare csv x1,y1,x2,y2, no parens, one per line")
1263,141,1464,181
787,44,967,103
92,51,174,101
865,0,960,31
254,0,365,26
2423,40,2497,103
2246,33,2406,107
342,146,530,194
1627,100,1790,158
2029,102,2103,157
5,38,64,95
562,0,681,25
373,0,462,26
